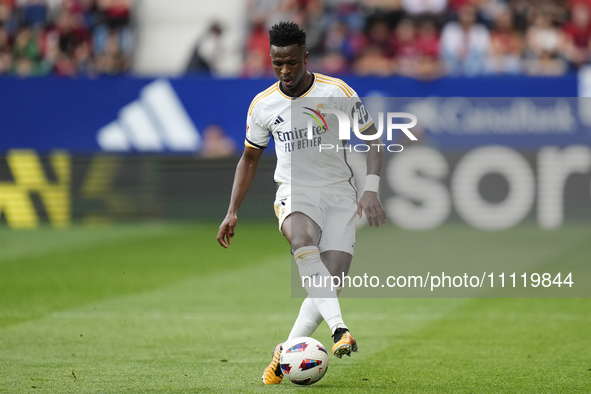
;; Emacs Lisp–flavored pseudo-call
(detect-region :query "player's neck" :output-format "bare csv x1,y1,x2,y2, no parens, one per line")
280,72,314,98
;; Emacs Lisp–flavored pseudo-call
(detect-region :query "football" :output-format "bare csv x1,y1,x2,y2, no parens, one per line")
280,337,329,385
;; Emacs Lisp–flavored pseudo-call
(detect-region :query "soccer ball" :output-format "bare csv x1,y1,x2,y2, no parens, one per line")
280,337,329,385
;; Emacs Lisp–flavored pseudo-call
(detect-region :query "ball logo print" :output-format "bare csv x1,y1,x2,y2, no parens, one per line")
286,342,308,353
300,358,322,370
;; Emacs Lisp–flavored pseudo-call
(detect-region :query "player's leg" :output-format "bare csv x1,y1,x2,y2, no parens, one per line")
283,213,348,334
314,192,359,358
286,297,322,341
262,209,324,384
321,250,358,358
283,213,324,341
287,250,357,357
263,194,306,385
286,250,350,341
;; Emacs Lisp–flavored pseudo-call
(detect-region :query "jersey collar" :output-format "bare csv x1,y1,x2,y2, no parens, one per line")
277,73,316,100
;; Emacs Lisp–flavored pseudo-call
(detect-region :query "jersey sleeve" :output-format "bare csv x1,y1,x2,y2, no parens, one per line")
245,102,270,149
343,88,374,134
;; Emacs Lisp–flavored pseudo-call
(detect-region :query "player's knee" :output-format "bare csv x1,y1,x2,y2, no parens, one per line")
290,234,316,251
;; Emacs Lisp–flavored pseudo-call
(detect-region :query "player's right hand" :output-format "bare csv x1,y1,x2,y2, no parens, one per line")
217,214,238,248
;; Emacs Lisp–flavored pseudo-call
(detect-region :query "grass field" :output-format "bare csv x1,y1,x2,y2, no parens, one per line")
0,222,590,393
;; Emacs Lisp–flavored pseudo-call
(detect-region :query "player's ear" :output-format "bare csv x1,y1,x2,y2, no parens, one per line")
304,50,309,64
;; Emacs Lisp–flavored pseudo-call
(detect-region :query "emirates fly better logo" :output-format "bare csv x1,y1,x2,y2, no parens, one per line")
302,103,419,153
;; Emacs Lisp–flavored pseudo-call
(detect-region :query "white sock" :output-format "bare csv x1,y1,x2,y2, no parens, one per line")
294,246,347,334
287,286,346,341
287,297,323,341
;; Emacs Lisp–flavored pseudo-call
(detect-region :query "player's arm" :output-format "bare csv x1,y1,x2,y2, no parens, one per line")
357,123,387,227
217,146,264,248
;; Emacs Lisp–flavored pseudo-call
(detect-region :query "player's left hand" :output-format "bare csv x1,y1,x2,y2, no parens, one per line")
358,191,386,227
217,214,238,248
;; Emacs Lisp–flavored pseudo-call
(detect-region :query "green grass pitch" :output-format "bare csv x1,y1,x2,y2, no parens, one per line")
0,223,590,393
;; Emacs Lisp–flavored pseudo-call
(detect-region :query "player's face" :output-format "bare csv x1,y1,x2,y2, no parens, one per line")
270,44,308,94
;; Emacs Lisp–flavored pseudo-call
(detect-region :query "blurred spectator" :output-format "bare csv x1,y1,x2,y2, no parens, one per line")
303,0,331,55
4,0,590,79
242,17,273,77
416,19,440,58
561,2,591,67
0,48,12,74
363,19,394,58
447,0,472,12
242,49,271,77
523,10,568,74
413,52,445,79
99,0,130,29
391,18,418,74
0,27,10,51
246,18,269,56
187,22,224,75
510,0,539,33
53,50,76,76
271,0,305,29
473,0,510,28
13,28,40,61
53,9,90,55
401,0,447,16
14,56,33,76
525,49,568,75
353,45,393,76
361,0,404,29
486,8,524,74
93,28,125,74
320,51,348,74
0,0,131,77
412,19,445,79
0,1,14,31
330,1,365,32
525,12,561,58
74,39,93,73
240,0,588,78
323,20,360,61
22,0,48,28
247,0,278,25
440,4,491,75
199,124,238,159
362,0,401,9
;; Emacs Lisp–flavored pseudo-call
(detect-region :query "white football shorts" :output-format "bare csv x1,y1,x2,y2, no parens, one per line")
273,185,357,255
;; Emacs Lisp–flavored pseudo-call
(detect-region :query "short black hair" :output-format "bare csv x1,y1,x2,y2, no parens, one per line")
269,22,306,48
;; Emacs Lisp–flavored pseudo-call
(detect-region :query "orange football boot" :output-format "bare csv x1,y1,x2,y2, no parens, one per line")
332,328,358,358
261,343,283,384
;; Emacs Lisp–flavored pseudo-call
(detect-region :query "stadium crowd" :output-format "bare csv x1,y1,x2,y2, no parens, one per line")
3,0,591,79
0,0,132,77
243,0,591,79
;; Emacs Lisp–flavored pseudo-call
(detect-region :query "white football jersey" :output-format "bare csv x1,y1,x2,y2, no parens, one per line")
245,73,374,195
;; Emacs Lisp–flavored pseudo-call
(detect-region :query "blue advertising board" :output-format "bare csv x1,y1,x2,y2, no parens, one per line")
0,74,580,154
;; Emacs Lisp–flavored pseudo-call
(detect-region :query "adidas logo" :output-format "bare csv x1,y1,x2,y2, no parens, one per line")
274,115,285,125
97,79,201,152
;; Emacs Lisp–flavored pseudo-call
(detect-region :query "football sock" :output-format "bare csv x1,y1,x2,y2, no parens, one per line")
293,246,347,334
286,285,345,341
286,297,323,341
